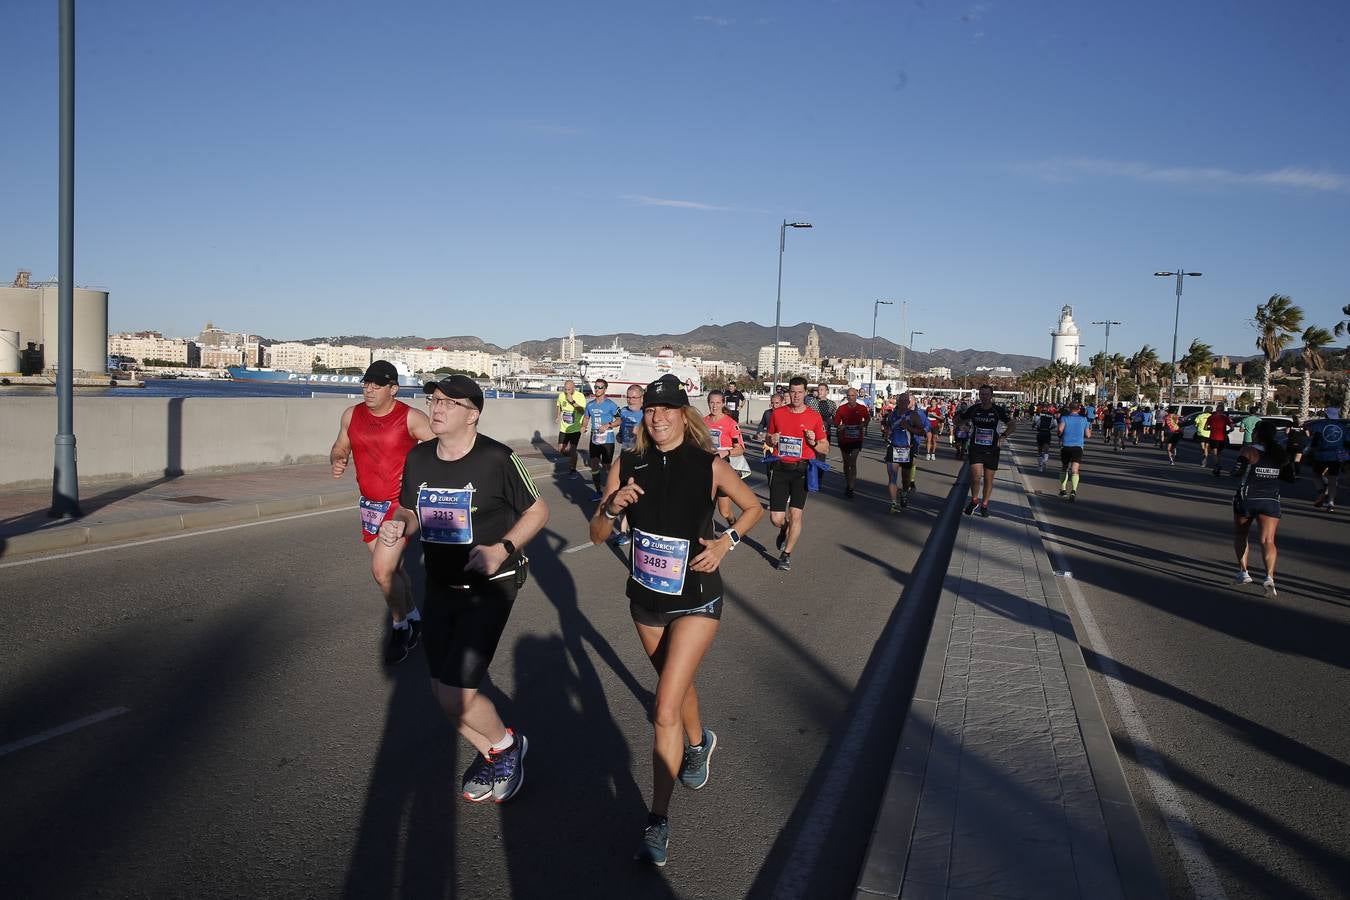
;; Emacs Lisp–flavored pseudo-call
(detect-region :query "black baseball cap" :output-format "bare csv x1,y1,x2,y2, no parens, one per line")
642,374,689,409
362,360,400,386
423,374,484,411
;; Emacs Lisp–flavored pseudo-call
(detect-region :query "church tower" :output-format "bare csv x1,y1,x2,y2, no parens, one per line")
804,324,821,364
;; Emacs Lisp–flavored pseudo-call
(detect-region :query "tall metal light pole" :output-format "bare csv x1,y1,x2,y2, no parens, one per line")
907,331,924,389
870,300,894,401
51,0,81,518
1154,269,1202,407
772,220,813,392
1091,319,1122,406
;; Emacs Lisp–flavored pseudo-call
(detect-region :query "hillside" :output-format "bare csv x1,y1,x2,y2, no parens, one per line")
277,322,1049,375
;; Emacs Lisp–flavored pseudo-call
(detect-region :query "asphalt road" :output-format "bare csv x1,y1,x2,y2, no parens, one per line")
0,435,961,900
1004,426,1350,899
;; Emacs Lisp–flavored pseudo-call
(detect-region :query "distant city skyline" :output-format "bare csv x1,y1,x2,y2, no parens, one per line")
4,1,1347,361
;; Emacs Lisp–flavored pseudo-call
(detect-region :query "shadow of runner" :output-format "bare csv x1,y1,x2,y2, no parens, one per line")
498,634,673,900
340,656,458,900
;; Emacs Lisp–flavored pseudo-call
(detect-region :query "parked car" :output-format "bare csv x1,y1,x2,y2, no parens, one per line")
1181,413,1293,444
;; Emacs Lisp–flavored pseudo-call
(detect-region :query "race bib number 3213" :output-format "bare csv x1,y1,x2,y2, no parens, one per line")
417,487,474,544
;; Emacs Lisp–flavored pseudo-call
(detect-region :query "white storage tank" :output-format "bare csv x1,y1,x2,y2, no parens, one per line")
39,285,109,373
0,329,20,373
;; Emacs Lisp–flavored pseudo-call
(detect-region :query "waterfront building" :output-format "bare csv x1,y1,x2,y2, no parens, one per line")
265,342,371,373
756,341,801,376
926,366,953,379
200,346,245,368
108,331,201,367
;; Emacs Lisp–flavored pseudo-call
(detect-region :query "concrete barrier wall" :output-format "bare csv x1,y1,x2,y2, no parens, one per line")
0,396,562,489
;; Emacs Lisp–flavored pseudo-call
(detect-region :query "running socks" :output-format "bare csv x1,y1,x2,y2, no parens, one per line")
1070,474,1080,492
490,731,515,752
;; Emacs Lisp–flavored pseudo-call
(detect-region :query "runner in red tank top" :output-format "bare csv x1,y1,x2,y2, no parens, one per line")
331,361,435,663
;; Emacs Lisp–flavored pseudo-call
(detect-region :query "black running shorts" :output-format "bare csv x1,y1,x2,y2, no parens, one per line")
558,431,581,449
769,461,808,511
1060,446,1084,466
629,594,723,628
589,443,615,467
968,446,1001,470
1313,459,1342,476
422,579,518,688
1233,496,1281,520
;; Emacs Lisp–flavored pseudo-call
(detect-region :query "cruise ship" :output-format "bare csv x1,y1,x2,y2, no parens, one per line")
579,343,702,396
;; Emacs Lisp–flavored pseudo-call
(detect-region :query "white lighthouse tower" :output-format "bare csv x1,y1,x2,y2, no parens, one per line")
1050,305,1081,365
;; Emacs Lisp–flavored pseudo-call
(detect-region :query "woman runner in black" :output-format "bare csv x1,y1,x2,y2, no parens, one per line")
589,375,763,867
1232,419,1287,597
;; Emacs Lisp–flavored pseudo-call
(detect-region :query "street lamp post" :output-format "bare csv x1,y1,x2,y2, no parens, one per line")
1091,319,1122,406
51,0,81,519
1154,269,1202,408
870,300,894,402
907,330,924,389
772,220,813,392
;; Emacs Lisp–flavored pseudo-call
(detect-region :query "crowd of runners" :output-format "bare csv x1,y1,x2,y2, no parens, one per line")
327,360,1345,868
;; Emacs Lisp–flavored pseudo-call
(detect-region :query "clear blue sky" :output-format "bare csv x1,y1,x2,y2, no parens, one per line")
4,0,1348,361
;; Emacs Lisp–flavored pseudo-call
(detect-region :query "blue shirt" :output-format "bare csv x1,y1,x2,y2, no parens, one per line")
617,407,644,450
585,398,620,445
1306,418,1348,462
887,409,929,447
1060,414,1090,448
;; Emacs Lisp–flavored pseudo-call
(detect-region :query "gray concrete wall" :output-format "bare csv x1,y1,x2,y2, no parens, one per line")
0,396,560,489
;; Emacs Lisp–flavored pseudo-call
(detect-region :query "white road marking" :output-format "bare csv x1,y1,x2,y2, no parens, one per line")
0,707,131,758
0,506,352,569
1016,464,1228,900
562,542,596,554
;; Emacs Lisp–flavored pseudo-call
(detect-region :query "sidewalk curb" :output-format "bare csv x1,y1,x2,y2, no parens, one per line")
0,491,359,560
1011,446,1169,899
853,468,970,899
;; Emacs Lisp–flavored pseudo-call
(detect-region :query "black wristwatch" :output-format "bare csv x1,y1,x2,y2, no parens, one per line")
501,539,517,556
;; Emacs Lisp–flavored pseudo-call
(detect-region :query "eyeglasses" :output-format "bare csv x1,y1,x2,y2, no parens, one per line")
426,397,475,410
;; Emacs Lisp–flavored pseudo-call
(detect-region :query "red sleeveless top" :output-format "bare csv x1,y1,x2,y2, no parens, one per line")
349,401,419,503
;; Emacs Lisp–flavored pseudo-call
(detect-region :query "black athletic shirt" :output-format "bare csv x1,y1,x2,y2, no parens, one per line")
957,403,1012,448
618,440,722,608
399,434,540,585
1236,444,1283,502
1034,413,1056,439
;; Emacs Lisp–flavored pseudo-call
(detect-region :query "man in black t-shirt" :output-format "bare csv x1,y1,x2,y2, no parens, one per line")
956,384,1016,518
723,387,745,423
381,374,549,805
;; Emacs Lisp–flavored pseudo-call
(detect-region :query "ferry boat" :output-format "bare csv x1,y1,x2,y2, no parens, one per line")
226,360,421,387
579,343,702,396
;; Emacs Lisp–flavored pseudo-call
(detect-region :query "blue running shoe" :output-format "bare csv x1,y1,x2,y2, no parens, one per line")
634,814,669,867
489,730,527,803
679,728,717,790
613,531,631,547
461,752,493,803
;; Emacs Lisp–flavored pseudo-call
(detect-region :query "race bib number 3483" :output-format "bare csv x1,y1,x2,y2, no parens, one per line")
417,486,474,544
630,529,690,596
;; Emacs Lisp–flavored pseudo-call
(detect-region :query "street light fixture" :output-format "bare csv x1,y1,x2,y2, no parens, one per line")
1091,319,1122,405
870,300,894,402
772,220,813,392
1154,269,1202,407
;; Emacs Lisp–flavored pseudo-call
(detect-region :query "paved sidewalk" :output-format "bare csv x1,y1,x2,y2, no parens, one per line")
0,438,560,559
856,459,1163,899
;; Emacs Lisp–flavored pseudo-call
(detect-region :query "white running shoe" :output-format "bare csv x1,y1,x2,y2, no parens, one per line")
1235,570,1253,585
1263,577,1277,598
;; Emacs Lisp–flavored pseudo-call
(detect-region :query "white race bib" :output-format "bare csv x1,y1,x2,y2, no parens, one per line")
417,486,474,545
631,529,690,596
974,427,995,446
844,425,862,440
893,445,912,464
359,496,391,536
778,435,804,458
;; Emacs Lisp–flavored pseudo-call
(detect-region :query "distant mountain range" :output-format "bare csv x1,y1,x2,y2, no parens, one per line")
273,322,1052,375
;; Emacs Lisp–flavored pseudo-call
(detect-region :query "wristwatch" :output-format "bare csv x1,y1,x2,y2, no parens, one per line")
725,529,741,549
501,539,517,556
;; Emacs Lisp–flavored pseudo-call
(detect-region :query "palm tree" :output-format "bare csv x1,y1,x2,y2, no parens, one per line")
1178,339,1214,402
1129,345,1160,392
1107,353,1127,406
1299,325,1334,419
1334,303,1350,419
1252,294,1304,412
